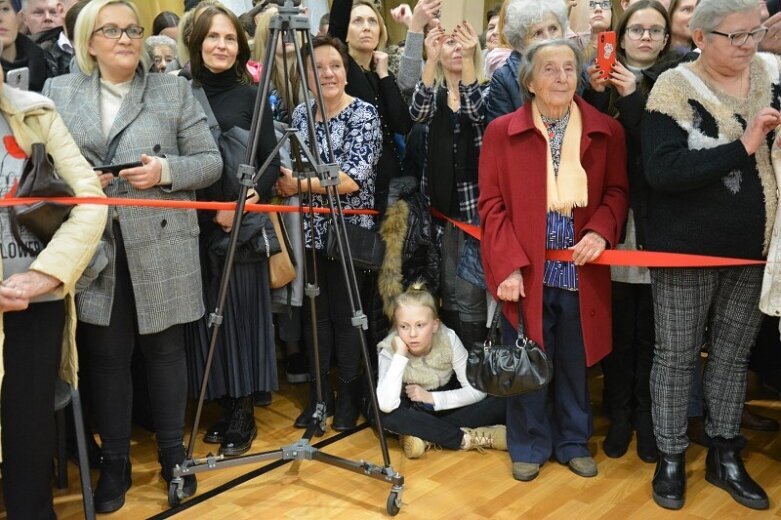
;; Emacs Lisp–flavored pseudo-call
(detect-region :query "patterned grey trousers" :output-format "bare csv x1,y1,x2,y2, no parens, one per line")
650,266,764,454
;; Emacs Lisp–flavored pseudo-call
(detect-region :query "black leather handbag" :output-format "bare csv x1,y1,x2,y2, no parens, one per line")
325,221,385,272
466,303,552,396
11,142,74,254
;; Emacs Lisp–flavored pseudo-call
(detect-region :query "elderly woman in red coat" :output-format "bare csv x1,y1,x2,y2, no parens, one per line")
478,39,628,483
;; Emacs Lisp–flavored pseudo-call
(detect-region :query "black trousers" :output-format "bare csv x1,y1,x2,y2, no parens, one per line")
381,395,506,450
77,224,187,457
2,300,64,520
602,282,654,421
302,252,367,381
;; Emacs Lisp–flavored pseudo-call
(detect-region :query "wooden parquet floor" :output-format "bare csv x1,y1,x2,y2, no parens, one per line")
3,370,780,519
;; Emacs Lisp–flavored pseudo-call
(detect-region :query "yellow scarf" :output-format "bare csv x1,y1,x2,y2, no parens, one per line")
532,101,588,215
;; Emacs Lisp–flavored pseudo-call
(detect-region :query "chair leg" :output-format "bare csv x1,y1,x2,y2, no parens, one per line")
70,387,95,520
55,408,68,489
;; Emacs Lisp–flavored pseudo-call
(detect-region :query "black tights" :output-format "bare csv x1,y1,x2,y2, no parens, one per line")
77,227,187,457
1,300,64,520
303,252,366,381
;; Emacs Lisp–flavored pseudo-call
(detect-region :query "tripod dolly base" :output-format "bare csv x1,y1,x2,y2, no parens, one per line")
169,439,405,513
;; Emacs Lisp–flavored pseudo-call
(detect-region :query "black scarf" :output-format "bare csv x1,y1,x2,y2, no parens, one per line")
426,86,479,218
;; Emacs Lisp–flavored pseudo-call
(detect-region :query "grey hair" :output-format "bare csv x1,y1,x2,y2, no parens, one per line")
503,0,568,52
144,34,178,57
690,0,760,34
518,39,583,101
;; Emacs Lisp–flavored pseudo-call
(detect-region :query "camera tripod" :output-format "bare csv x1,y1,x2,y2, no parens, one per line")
169,1,404,515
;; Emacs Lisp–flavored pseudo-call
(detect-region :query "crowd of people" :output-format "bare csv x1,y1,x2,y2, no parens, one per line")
0,0,779,517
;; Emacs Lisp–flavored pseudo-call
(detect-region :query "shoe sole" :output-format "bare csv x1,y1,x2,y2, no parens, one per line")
705,473,769,510
568,464,598,478
219,430,258,457
513,470,539,482
94,479,132,514
652,491,684,510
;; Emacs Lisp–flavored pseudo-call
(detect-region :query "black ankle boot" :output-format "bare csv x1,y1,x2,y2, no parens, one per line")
705,436,768,510
635,412,658,463
94,456,132,513
204,398,234,444
220,397,257,456
159,444,197,498
604,415,633,458
333,377,362,431
294,377,333,430
652,452,685,510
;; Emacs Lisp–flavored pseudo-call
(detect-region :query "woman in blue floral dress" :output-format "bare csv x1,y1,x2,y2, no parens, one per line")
277,35,382,431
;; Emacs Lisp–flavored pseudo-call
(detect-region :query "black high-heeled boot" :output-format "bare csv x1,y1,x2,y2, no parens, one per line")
220,396,257,456
635,411,659,463
652,452,685,510
159,444,197,498
333,377,362,431
705,436,768,510
94,455,132,513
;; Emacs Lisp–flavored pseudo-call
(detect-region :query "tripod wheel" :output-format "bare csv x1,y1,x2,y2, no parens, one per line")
168,479,184,507
386,491,401,516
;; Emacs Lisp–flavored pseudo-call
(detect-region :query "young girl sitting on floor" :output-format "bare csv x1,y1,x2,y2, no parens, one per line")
376,283,507,458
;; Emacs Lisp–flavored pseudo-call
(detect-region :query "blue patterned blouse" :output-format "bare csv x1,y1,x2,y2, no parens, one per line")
540,111,579,291
292,98,382,250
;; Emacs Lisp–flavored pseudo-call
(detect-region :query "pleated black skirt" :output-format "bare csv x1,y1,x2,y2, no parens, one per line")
185,260,278,400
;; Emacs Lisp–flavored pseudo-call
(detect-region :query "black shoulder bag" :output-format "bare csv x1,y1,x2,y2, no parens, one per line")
466,303,553,396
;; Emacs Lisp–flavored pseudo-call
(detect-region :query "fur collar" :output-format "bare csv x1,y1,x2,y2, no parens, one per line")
646,54,780,254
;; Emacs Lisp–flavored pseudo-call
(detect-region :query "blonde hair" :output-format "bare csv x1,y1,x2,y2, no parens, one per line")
391,281,439,324
253,7,302,116
350,1,388,51
74,0,142,76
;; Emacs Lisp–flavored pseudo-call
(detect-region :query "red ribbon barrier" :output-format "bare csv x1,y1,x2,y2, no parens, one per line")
5,196,766,267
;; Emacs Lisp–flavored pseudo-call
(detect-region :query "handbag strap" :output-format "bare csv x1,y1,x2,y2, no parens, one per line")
486,301,525,346
191,84,221,137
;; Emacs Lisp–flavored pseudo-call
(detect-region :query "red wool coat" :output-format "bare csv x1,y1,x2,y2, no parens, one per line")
478,96,629,367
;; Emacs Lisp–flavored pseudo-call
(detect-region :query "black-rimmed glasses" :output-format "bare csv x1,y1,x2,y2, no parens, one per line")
625,25,667,41
709,26,768,46
92,25,145,39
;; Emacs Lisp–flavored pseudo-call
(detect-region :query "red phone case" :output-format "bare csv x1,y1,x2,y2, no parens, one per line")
596,31,617,77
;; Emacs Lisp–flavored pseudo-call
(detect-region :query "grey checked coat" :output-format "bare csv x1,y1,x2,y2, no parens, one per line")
43,69,222,334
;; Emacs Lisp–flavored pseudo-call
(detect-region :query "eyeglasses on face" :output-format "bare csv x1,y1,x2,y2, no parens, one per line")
92,24,145,39
625,25,667,41
709,26,768,46
589,0,612,9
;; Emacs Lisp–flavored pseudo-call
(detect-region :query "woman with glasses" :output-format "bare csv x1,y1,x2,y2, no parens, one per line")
578,0,617,63
42,0,221,512
641,0,775,511
583,0,671,464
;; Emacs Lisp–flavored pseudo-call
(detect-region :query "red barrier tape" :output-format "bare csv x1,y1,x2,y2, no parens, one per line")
0,196,378,216
5,196,766,267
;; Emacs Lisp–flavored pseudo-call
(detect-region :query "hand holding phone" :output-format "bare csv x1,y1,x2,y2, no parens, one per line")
92,161,144,176
596,31,617,78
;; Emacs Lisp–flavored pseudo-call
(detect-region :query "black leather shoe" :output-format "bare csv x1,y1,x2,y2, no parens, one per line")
705,437,768,510
635,412,659,463
203,399,234,444
652,452,685,510
220,397,257,456
294,378,333,430
159,444,197,498
94,456,132,513
604,418,632,458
